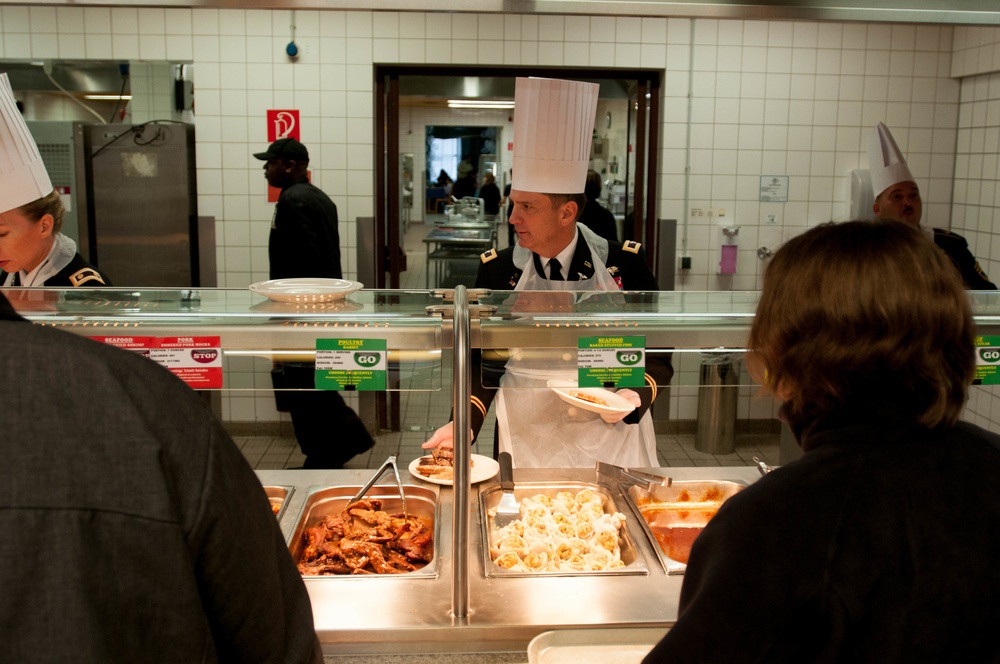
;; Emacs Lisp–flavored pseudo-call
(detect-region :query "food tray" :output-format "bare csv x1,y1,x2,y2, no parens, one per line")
527,627,665,664
288,484,440,579
622,480,744,575
263,485,294,521
478,481,648,578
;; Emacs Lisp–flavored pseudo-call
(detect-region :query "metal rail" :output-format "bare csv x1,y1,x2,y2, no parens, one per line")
451,285,471,619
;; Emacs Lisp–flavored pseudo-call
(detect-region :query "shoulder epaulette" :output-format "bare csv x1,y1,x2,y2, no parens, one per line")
68,268,106,287
480,248,498,263
622,240,641,254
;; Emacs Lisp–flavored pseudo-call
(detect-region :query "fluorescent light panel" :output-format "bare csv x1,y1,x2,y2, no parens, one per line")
83,94,132,100
447,99,514,109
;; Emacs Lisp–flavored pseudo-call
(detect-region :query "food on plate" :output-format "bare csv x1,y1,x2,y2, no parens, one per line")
569,390,608,407
415,446,474,480
488,490,627,573
296,498,433,575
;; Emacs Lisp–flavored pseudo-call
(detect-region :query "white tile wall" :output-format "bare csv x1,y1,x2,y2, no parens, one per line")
951,26,1000,431
3,7,997,427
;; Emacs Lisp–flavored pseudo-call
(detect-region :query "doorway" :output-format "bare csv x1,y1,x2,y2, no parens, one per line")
374,64,662,289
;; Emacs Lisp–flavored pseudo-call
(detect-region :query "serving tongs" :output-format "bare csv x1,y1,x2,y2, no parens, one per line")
350,455,408,518
596,461,673,498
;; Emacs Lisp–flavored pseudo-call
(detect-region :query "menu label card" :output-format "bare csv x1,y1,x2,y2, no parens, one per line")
577,336,645,388
150,336,224,388
315,338,387,391
975,335,1000,385
89,336,154,357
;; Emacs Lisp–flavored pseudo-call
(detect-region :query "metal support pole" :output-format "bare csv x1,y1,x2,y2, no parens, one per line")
451,285,471,618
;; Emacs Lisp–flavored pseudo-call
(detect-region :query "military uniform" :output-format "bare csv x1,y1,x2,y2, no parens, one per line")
469,238,672,457
1,251,110,287
932,228,996,290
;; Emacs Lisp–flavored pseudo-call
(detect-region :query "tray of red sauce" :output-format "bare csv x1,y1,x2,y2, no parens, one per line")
622,480,744,574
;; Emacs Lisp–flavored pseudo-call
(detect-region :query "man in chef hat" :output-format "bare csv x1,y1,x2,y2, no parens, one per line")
423,77,673,468
867,121,994,289
0,74,109,288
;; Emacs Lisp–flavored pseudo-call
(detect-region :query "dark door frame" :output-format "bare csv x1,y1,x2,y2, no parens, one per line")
374,64,663,287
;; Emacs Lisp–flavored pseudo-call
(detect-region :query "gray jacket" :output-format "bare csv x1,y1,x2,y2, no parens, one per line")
0,293,322,663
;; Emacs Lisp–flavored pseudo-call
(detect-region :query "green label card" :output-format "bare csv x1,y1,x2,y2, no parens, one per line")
315,338,387,391
577,336,645,388
975,335,1000,385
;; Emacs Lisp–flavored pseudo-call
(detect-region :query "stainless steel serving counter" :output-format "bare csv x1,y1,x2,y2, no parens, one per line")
257,465,761,657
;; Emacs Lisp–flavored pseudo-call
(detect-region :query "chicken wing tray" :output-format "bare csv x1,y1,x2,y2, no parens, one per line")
263,485,294,521
479,481,648,577
622,480,744,575
288,485,439,578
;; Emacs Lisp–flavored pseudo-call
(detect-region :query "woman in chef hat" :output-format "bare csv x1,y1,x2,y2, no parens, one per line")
0,73,110,287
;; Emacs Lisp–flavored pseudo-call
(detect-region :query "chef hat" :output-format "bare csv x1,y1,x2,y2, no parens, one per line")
866,122,915,199
511,77,599,195
0,73,53,215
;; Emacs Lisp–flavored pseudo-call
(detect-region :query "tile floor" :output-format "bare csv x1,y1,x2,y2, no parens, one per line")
234,217,780,471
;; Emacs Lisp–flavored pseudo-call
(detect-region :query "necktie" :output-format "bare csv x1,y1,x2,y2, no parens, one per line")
548,258,564,280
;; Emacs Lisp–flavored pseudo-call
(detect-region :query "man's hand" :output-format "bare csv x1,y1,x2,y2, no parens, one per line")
601,389,641,423
422,422,456,450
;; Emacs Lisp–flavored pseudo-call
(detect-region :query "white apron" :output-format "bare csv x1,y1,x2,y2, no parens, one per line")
495,225,658,468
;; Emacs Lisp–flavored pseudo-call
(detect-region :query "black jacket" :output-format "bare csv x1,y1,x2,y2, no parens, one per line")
644,403,1000,663
269,178,341,280
1,252,110,287
933,228,996,289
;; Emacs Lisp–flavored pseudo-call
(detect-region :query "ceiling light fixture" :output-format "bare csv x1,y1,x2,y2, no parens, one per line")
447,99,514,109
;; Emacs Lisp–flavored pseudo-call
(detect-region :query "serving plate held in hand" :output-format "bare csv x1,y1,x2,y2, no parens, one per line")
547,379,636,415
408,453,499,486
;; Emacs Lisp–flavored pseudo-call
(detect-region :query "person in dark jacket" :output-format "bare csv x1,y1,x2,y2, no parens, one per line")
644,220,1000,663
255,137,374,468
0,291,322,664
577,169,617,244
478,171,502,217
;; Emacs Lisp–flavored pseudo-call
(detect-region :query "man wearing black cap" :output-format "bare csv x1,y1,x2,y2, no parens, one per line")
254,137,374,468
254,137,342,280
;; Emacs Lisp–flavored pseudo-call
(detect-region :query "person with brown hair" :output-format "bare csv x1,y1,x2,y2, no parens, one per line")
644,220,1000,663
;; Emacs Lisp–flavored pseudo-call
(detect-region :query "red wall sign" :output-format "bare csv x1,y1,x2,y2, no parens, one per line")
267,110,300,142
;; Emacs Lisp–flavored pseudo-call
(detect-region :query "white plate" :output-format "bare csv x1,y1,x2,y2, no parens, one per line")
409,453,500,486
547,379,636,415
249,278,363,303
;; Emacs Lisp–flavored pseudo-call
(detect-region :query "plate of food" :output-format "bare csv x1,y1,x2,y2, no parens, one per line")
547,379,636,416
409,448,500,486
249,278,363,303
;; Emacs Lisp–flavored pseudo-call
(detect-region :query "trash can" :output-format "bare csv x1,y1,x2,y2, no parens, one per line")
695,354,741,454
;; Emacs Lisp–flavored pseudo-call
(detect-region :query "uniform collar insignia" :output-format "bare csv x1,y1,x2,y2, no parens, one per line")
606,266,620,276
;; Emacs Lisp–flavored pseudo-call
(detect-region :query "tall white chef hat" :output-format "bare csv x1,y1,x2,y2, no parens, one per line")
0,73,53,215
511,77,599,195
866,122,915,199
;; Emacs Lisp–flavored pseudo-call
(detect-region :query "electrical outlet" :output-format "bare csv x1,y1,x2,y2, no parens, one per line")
681,256,692,270
767,214,776,224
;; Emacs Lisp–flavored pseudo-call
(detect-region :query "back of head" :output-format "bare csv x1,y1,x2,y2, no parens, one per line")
749,220,973,430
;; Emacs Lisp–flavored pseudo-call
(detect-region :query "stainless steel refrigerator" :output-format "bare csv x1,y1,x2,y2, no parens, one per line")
73,122,212,287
